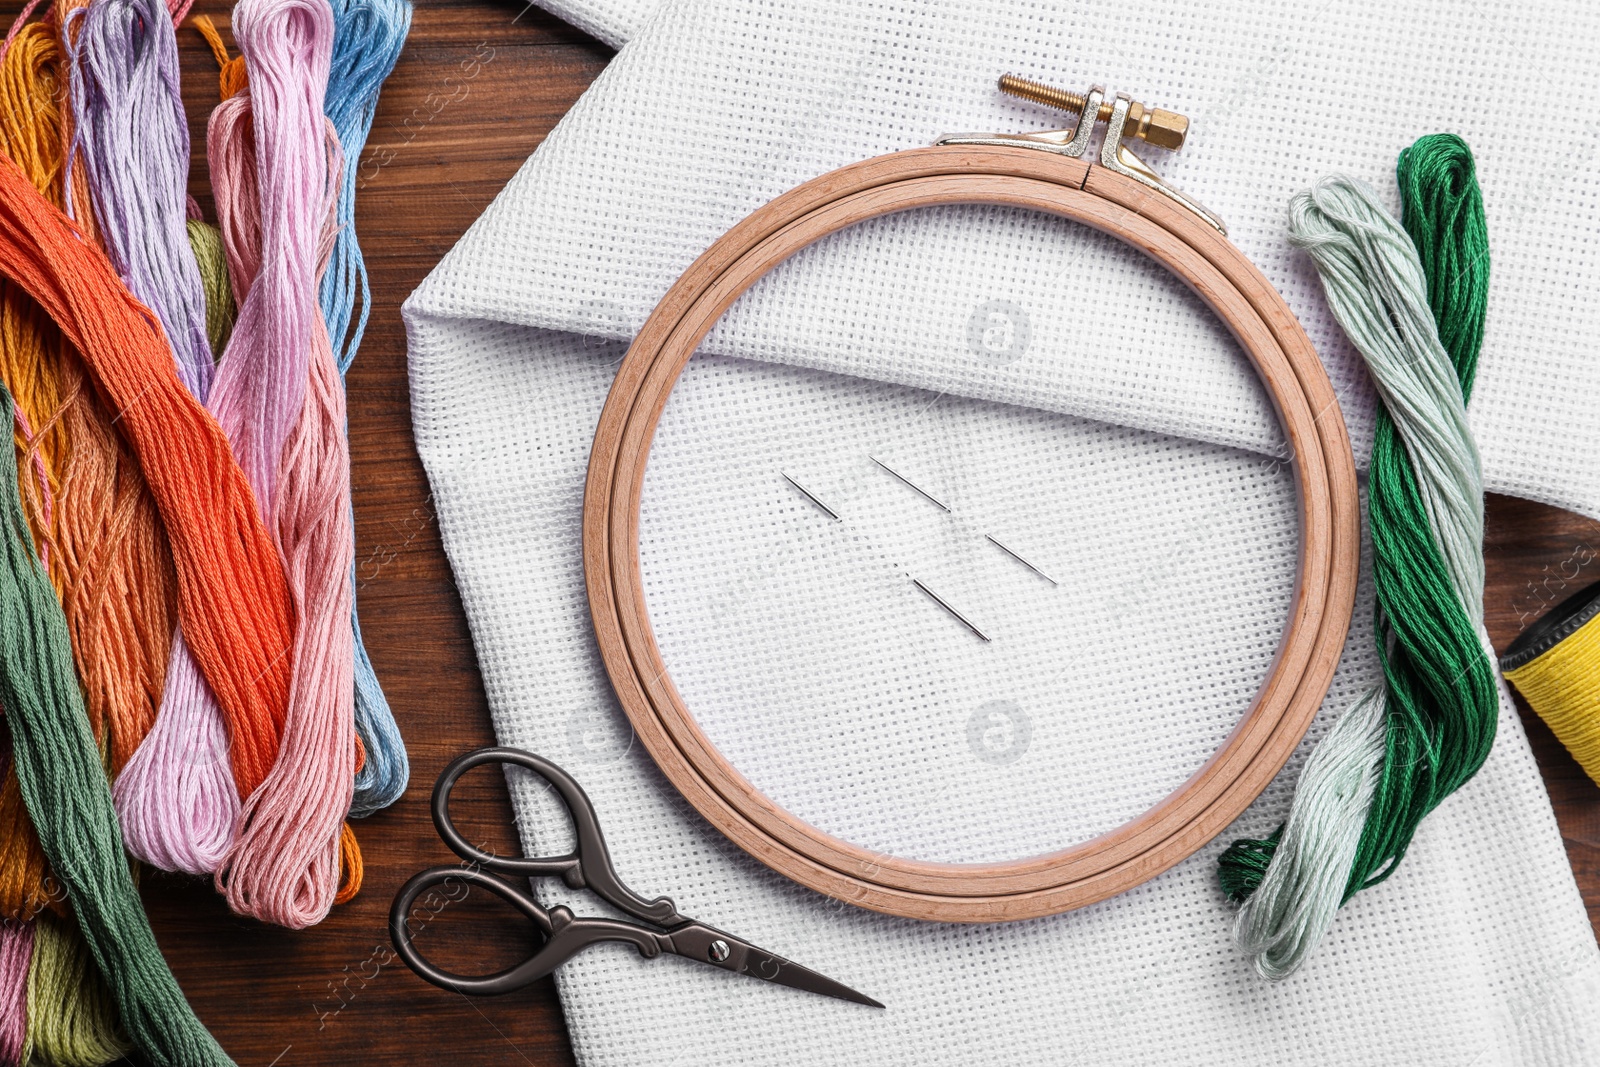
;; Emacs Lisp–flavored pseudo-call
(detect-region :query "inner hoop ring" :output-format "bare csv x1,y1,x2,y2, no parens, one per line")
583,145,1360,922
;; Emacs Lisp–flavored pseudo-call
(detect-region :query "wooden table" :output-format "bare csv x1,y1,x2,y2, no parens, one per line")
125,0,1600,1062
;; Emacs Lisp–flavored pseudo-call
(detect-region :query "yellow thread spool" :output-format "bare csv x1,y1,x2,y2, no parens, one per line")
1502,581,1600,787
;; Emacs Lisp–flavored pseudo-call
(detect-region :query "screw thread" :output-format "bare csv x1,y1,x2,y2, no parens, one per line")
998,73,1089,114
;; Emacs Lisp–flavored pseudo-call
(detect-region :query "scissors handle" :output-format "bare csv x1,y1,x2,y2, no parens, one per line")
389,865,670,996
431,746,683,926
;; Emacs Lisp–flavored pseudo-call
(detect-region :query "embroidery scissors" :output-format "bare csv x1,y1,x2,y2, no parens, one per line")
389,746,883,1008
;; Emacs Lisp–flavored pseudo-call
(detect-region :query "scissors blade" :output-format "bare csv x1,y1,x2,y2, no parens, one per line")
664,924,884,1008
737,944,885,1009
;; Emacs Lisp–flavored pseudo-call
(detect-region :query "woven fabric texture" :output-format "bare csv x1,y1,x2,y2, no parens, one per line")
405,1,1600,1063
418,0,1600,519
528,0,653,48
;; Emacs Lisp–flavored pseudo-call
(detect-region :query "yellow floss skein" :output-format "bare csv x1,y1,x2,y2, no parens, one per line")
1502,581,1600,787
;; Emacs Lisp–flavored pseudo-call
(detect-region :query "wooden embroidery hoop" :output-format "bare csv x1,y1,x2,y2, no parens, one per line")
583,92,1361,923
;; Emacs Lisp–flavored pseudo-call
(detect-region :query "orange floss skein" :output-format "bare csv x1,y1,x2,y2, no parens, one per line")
0,149,297,804
0,12,187,1058
0,15,180,784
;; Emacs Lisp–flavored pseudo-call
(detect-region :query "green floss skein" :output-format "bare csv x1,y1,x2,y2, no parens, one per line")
24,913,129,1067
1353,134,1496,888
0,378,233,1066
186,219,236,358
1218,134,1495,977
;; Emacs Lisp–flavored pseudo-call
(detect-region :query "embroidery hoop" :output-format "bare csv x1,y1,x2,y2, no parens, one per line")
583,100,1361,922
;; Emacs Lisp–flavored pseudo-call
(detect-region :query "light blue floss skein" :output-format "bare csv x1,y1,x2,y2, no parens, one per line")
322,0,413,816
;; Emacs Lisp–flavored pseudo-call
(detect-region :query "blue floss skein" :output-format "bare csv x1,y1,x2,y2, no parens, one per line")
322,0,413,817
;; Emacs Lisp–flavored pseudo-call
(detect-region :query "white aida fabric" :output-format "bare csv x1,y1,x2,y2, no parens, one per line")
526,0,651,49
419,0,1600,518
404,0,1600,1063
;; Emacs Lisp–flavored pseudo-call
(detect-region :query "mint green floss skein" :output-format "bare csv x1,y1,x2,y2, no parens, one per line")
1219,136,1494,978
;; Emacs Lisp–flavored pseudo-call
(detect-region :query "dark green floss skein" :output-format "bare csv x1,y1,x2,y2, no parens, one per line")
0,378,234,1067
1219,133,1495,904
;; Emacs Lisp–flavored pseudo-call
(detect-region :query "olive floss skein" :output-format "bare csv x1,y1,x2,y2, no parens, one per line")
22,912,129,1067
188,217,237,355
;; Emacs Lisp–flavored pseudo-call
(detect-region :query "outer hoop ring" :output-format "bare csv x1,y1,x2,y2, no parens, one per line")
583,146,1360,922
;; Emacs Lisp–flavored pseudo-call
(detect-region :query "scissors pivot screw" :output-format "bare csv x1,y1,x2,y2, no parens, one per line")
708,939,731,962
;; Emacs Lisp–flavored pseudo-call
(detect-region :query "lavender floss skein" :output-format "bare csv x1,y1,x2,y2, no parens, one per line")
323,0,412,817
66,0,240,873
66,0,212,394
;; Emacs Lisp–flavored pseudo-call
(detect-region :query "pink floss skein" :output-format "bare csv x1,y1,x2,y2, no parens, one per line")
69,0,241,876
209,0,358,929
0,920,29,1064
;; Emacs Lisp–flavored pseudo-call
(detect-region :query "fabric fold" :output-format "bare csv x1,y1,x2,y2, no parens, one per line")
410,0,1600,520
405,1,1600,1064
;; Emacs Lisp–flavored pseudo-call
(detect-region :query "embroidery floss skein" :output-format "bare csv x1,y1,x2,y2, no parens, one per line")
323,0,410,817
22,913,127,1067
0,374,231,1067
187,218,236,355
0,921,27,1065
1218,136,1495,978
66,0,214,397
67,0,241,876
209,0,362,928
0,147,295,814
0,15,179,784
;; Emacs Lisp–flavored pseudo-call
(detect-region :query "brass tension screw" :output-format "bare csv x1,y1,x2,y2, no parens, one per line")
997,73,1189,151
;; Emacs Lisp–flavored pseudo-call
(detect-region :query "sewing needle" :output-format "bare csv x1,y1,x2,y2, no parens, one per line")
870,455,951,512
984,533,1059,586
911,577,991,642
782,472,842,521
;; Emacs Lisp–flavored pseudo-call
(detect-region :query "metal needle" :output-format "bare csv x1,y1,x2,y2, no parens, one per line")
911,578,991,642
984,532,1059,586
870,456,951,512
781,472,842,521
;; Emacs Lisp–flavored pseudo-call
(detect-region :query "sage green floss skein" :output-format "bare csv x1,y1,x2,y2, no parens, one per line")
0,379,233,1066
1218,135,1495,978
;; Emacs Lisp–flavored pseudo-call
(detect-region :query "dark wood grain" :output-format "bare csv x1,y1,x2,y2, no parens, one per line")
1484,495,1600,932
147,3,606,1064
4,0,1595,1061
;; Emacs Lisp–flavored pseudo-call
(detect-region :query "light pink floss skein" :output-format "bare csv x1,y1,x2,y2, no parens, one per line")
211,0,358,929
69,0,241,876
